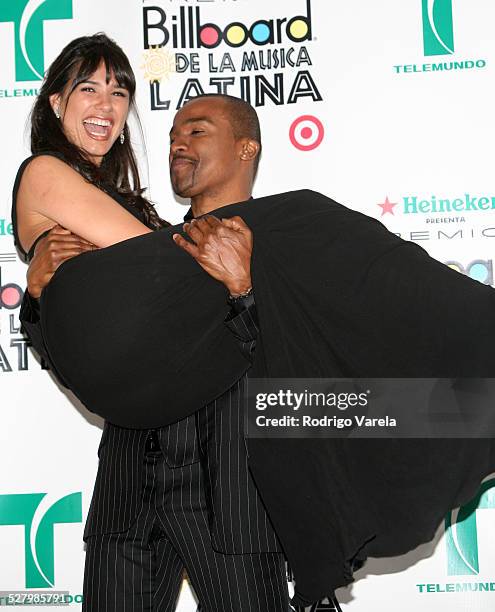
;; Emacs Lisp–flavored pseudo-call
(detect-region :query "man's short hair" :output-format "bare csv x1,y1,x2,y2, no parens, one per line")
187,94,262,174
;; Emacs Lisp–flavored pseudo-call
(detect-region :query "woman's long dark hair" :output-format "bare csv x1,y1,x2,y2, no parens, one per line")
31,33,167,230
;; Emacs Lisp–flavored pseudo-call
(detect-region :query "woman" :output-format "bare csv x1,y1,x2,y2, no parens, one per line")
14,34,252,426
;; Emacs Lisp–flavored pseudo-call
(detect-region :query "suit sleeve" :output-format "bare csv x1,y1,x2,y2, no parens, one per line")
224,295,259,361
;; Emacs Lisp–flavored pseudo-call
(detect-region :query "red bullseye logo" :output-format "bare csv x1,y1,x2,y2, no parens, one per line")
289,115,324,151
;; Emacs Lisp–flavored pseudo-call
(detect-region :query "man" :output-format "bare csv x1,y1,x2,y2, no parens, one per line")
20,95,299,611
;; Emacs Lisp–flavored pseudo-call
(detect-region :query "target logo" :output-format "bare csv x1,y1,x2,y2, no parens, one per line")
289,115,324,151
0,267,23,310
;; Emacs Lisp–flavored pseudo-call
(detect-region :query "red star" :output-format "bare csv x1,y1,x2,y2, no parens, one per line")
377,196,398,216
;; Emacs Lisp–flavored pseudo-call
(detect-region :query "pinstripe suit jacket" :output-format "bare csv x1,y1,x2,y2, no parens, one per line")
80,304,282,554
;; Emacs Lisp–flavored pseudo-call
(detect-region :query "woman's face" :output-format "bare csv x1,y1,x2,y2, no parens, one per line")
51,61,130,165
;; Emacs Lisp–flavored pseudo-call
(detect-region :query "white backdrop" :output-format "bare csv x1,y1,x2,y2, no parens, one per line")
1,1,494,610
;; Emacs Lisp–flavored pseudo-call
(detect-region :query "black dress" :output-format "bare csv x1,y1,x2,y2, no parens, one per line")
13,165,495,606
12,154,251,425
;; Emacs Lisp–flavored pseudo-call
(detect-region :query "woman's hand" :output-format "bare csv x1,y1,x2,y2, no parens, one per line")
172,215,252,296
27,225,97,298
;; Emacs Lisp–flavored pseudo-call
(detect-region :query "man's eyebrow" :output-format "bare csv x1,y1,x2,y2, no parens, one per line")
169,116,214,135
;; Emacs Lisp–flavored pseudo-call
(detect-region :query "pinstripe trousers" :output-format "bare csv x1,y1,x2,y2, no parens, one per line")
82,440,291,611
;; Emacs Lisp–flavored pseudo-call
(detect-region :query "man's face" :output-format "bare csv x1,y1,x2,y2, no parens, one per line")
169,97,240,198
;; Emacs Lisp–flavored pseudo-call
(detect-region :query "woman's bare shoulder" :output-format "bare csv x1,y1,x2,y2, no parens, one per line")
17,153,151,247
20,154,82,193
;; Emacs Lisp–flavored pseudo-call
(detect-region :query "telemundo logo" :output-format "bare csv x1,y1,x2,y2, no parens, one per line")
393,0,487,75
445,478,495,576
0,0,72,83
0,492,82,588
422,0,454,56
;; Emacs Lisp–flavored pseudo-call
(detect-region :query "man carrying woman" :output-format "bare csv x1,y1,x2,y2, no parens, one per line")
16,32,495,612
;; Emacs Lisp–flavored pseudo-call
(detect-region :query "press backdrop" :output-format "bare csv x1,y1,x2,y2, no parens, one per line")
1,1,494,610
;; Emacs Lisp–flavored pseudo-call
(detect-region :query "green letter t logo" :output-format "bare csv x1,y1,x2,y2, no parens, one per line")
0,493,82,588
445,479,495,576
0,0,72,81
422,0,455,56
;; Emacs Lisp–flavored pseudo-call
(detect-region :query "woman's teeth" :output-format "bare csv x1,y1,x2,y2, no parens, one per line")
83,118,112,138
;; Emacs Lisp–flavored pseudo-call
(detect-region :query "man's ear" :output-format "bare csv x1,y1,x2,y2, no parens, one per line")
49,93,62,118
239,138,260,163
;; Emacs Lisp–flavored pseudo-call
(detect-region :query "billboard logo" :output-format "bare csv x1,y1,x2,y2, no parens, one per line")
0,0,73,81
0,492,82,588
422,0,454,56
144,0,312,50
445,478,495,575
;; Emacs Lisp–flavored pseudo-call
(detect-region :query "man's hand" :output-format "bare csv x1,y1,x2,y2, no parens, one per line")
27,225,97,298
172,215,252,296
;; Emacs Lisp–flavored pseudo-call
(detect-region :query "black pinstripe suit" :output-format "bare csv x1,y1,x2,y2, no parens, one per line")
81,302,290,611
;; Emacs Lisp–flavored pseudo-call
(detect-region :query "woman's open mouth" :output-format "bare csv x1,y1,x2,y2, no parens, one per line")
82,117,113,140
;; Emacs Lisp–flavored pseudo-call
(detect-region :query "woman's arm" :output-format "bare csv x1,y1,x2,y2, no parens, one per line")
16,155,152,250
27,225,95,297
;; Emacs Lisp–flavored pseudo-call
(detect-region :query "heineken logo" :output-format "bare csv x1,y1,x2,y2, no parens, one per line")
378,194,495,216
0,0,72,82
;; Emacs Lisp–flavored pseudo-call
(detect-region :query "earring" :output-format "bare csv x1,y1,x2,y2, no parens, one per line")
55,108,60,119
120,131,125,144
